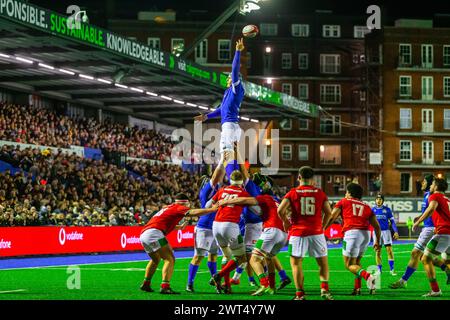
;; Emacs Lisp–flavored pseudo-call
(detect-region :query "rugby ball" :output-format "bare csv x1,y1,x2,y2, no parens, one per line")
242,25,259,38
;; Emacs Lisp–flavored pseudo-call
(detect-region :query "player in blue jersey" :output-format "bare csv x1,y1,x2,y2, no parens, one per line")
185,154,226,293
390,174,449,288
372,194,399,275
194,38,245,154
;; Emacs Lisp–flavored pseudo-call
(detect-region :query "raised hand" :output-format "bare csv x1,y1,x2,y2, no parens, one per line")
194,113,207,122
236,38,245,51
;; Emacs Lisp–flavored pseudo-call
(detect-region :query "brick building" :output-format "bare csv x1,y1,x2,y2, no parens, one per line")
366,19,450,195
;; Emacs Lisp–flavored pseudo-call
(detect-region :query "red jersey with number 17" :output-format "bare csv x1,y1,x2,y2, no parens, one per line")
213,185,250,223
429,193,450,235
283,185,328,237
334,198,374,233
141,203,190,235
255,194,285,231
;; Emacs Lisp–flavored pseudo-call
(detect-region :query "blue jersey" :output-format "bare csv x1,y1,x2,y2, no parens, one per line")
206,51,245,124
242,179,263,224
422,191,434,228
372,205,398,232
197,180,218,229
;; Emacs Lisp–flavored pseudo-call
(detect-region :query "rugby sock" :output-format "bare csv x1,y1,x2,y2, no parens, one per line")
224,273,231,287
143,278,151,286
401,266,416,282
232,266,244,280
357,269,371,281
207,261,217,276
278,270,288,282
219,259,238,277
258,273,269,287
268,273,276,289
295,288,305,298
161,281,170,289
187,264,199,285
248,276,256,283
321,281,329,291
377,265,382,273
440,263,447,272
354,276,362,289
388,260,395,271
429,278,440,292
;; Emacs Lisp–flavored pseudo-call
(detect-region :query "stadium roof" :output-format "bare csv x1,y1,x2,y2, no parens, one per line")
0,0,319,126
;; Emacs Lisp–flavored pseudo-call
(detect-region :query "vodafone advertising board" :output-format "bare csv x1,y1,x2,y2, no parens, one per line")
0,226,194,257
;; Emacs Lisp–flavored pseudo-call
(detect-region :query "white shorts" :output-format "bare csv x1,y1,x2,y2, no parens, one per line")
212,221,245,256
343,229,371,258
255,228,288,257
194,226,219,256
140,228,168,254
373,230,393,246
414,227,435,252
220,122,242,152
289,234,328,258
425,234,450,257
245,222,263,253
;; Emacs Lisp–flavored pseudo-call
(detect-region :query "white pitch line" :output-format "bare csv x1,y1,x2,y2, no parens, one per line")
0,289,27,294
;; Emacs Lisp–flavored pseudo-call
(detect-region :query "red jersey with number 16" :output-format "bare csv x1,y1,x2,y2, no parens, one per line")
141,203,190,235
334,198,374,233
429,193,450,235
255,195,284,231
283,185,328,237
213,185,250,223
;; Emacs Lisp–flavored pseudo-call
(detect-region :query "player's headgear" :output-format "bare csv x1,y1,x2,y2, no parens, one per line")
346,183,363,200
375,193,384,203
175,193,190,203
424,174,434,191
298,166,314,180
253,172,274,195
230,170,244,186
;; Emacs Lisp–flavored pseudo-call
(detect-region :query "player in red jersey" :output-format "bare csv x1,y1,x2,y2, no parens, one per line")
325,183,381,295
187,170,250,294
413,178,450,297
216,186,288,296
277,166,333,300
139,193,217,294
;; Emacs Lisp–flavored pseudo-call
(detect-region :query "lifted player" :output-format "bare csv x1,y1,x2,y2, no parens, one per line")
278,166,333,300
372,194,399,275
326,183,381,295
412,178,450,297
139,193,217,294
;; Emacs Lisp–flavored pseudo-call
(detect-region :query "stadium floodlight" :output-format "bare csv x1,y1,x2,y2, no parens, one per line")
265,139,271,146
79,74,94,80
250,119,259,123
199,106,209,110
15,56,33,64
241,116,250,121
38,63,54,70
173,99,185,105
59,68,75,75
0,53,10,58
146,91,158,97
239,0,261,15
186,103,198,107
97,78,112,84
320,145,325,152
161,95,173,101
265,47,272,53
266,78,273,84
130,87,144,93
115,83,128,89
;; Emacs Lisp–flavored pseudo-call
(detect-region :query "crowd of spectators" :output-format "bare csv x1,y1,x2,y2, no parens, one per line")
0,145,201,227
0,102,174,161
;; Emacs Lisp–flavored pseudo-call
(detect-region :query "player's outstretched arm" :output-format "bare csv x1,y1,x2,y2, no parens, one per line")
370,215,382,252
185,205,218,218
211,153,226,187
413,200,438,232
218,197,257,207
175,220,189,230
231,38,244,84
324,207,341,230
322,201,332,230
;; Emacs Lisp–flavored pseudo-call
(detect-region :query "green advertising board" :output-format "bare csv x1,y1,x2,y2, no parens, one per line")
0,0,319,117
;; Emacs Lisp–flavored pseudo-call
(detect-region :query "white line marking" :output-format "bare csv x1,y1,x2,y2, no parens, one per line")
0,289,27,294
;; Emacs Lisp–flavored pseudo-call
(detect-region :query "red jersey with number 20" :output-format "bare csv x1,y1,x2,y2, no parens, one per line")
334,198,374,233
141,203,190,235
255,195,284,231
283,185,328,237
429,193,450,235
213,185,250,223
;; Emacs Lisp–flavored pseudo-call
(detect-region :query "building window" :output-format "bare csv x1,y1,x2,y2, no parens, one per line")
279,118,292,130
298,145,309,161
320,116,341,135
171,38,184,55
246,52,252,69
281,53,292,69
282,145,292,160
354,26,369,38
360,91,366,101
323,25,341,38
444,141,450,161
218,39,231,61
298,53,308,69
444,109,450,129
399,108,412,129
281,83,292,95
444,46,450,66
147,37,161,50
260,23,278,36
399,140,412,161
444,77,450,97
422,76,433,100
422,141,434,164
298,84,308,100
292,24,309,37
399,44,412,66
195,39,208,64
400,173,412,193
299,118,309,130
320,84,341,104
320,54,340,74
399,76,412,97
320,145,341,165
421,44,433,68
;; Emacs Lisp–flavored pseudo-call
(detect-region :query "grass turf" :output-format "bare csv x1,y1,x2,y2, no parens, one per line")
0,243,449,300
